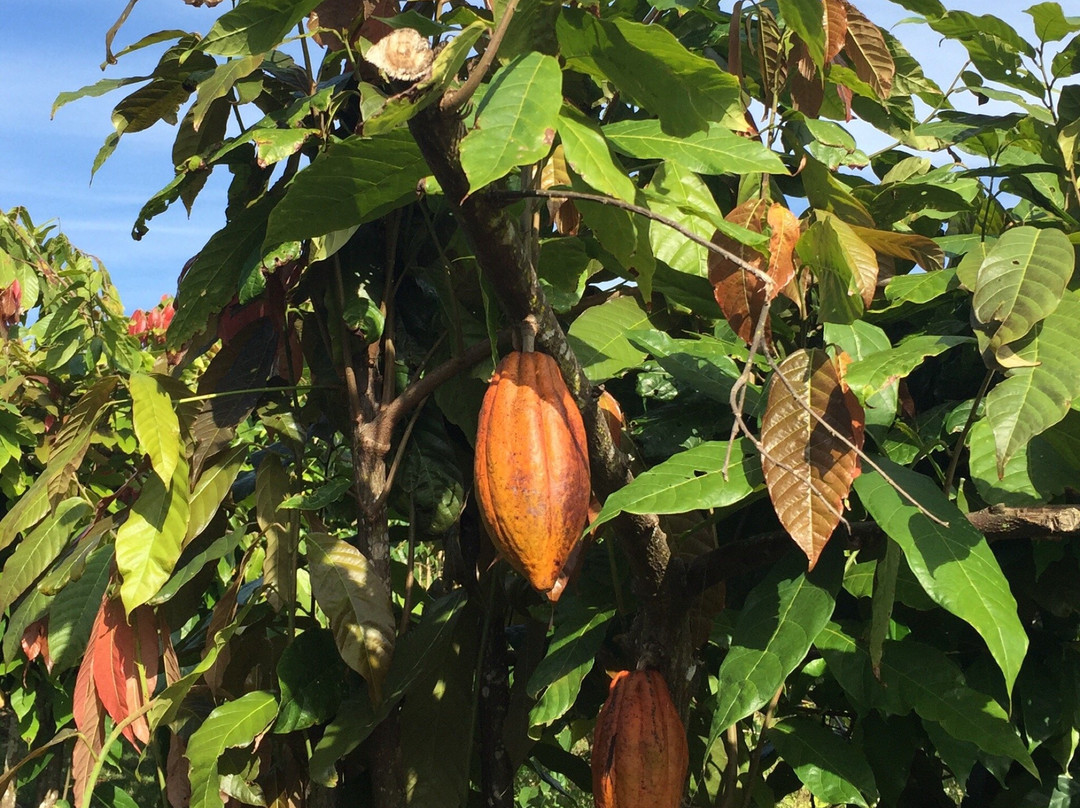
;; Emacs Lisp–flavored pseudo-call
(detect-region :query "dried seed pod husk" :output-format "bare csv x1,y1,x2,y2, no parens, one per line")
474,350,590,597
592,670,689,808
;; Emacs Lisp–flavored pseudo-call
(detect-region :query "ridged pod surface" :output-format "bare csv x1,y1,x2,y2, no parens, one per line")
592,670,689,808
474,350,590,596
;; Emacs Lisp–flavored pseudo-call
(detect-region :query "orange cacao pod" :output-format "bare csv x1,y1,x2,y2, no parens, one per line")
474,350,590,596
592,670,688,808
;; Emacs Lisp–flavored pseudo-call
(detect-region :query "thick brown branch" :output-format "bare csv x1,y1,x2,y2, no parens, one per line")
441,0,520,112
685,506,1080,598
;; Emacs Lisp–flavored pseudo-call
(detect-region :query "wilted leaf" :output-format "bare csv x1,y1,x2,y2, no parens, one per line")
824,0,849,62
708,199,770,345
307,533,395,702
760,349,865,569
842,2,895,98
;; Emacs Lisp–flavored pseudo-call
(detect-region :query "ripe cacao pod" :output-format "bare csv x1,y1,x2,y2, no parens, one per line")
592,669,688,808
474,350,590,596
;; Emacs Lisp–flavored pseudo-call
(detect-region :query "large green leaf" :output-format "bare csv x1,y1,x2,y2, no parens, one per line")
557,8,740,137
116,457,191,613
198,0,323,56
770,718,877,808
983,289,1080,473
168,195,276,347
557,107,636,203
968,418,1076,506
709,552,840,739
646,161,723,283
591,439,762,532
265,130,426,247
307,533,395,701
853,461,1028,695
275,629,349,733
972,225,1074,361
843,334,973,402
626,329,752,407
566,296,652,382
189,55,264,130
527,603,613,731
128,373,181,484
48,546,114,673
796,216,868,324
778,0,826,67
186,691,279,808
459,52,563,192
0,498,90,618
185,445,248,544
149,527,245,606
603,119,786,175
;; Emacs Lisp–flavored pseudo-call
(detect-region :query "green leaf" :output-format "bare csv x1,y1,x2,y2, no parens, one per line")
972,225,1074,360
796,216,869,324
879,639,1036,774
48,546,114,673
116,457,191,613
53,76,150,118
198,0,323,56
603,119,786,176
709,552,840,738
0,498,90,618
129,373,182,484
770,718,877,808
149,527,245,606
566,296,652,382
527,603,613,731
627,329,751,407
557,107,636,203
191,55,264,131
307,533,395,701
186,445,249,544
778,0,826,67
186,691,279,808
983,290,1080,473
169,194,276,347
853,460,1028,695
557,9,740,137
592,439,763,533
537,238,598,313
275,629,349,733
879,268,961,310
264,130,427,246
968,418,1076,506
646,161,723,283
459,52,562,192
843,334,973,402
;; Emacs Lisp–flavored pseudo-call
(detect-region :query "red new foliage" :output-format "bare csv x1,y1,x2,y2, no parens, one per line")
91,599,160,750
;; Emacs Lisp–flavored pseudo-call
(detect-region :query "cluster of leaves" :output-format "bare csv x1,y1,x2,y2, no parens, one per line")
4,0,1080,807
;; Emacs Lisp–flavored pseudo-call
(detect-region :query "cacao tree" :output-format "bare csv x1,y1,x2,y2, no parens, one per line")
4,0,1080,806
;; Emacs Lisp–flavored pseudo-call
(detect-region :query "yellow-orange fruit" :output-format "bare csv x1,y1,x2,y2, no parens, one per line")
474,351,590,596
597,390,625,439
592,670,689,808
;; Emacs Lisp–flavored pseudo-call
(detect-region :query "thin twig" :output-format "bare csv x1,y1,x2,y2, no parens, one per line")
488,188,775,288
441,0,521,112
943,368,994,498
741,686,782,808
762,352,949,526
374,395,428,510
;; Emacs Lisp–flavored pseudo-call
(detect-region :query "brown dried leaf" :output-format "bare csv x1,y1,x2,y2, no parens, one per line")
728,1,744,84
788,40,823,117
166,733,191,808
709,201,801,346
757,8,787,108
823,0,849,63
842,1,894,99
760,348,865,570
540,145,580,236
21,619,51,673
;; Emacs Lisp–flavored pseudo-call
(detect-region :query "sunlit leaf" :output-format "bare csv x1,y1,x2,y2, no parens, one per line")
770,718,877,808
842,3,895,98
129,372,182,484
603,119,787,175
557,106,636,203
199,0,323,56
760,349,865,569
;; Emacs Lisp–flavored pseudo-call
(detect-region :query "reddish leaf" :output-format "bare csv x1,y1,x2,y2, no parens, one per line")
709,201,801,346
823,0,849,63
92,597,152,749
166,733,191,808
21,619,52,673
842,1,894,99
760,349,865,569
788,39,823,117
73,598,108,808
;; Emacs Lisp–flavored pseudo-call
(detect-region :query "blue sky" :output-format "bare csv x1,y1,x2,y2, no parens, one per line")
0,1,1035,313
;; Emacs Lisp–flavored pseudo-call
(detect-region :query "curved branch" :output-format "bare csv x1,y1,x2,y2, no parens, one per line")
441,0,521,112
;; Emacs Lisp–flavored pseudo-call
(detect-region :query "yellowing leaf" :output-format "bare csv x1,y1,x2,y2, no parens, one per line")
307,533,395,702
760,349,865,568
129,372,181,484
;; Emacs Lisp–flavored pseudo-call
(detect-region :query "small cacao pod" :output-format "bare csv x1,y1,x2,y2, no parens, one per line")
474,350,590,596
592,670,688,808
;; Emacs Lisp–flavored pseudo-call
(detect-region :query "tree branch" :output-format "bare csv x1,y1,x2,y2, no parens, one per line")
440,0,520,112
